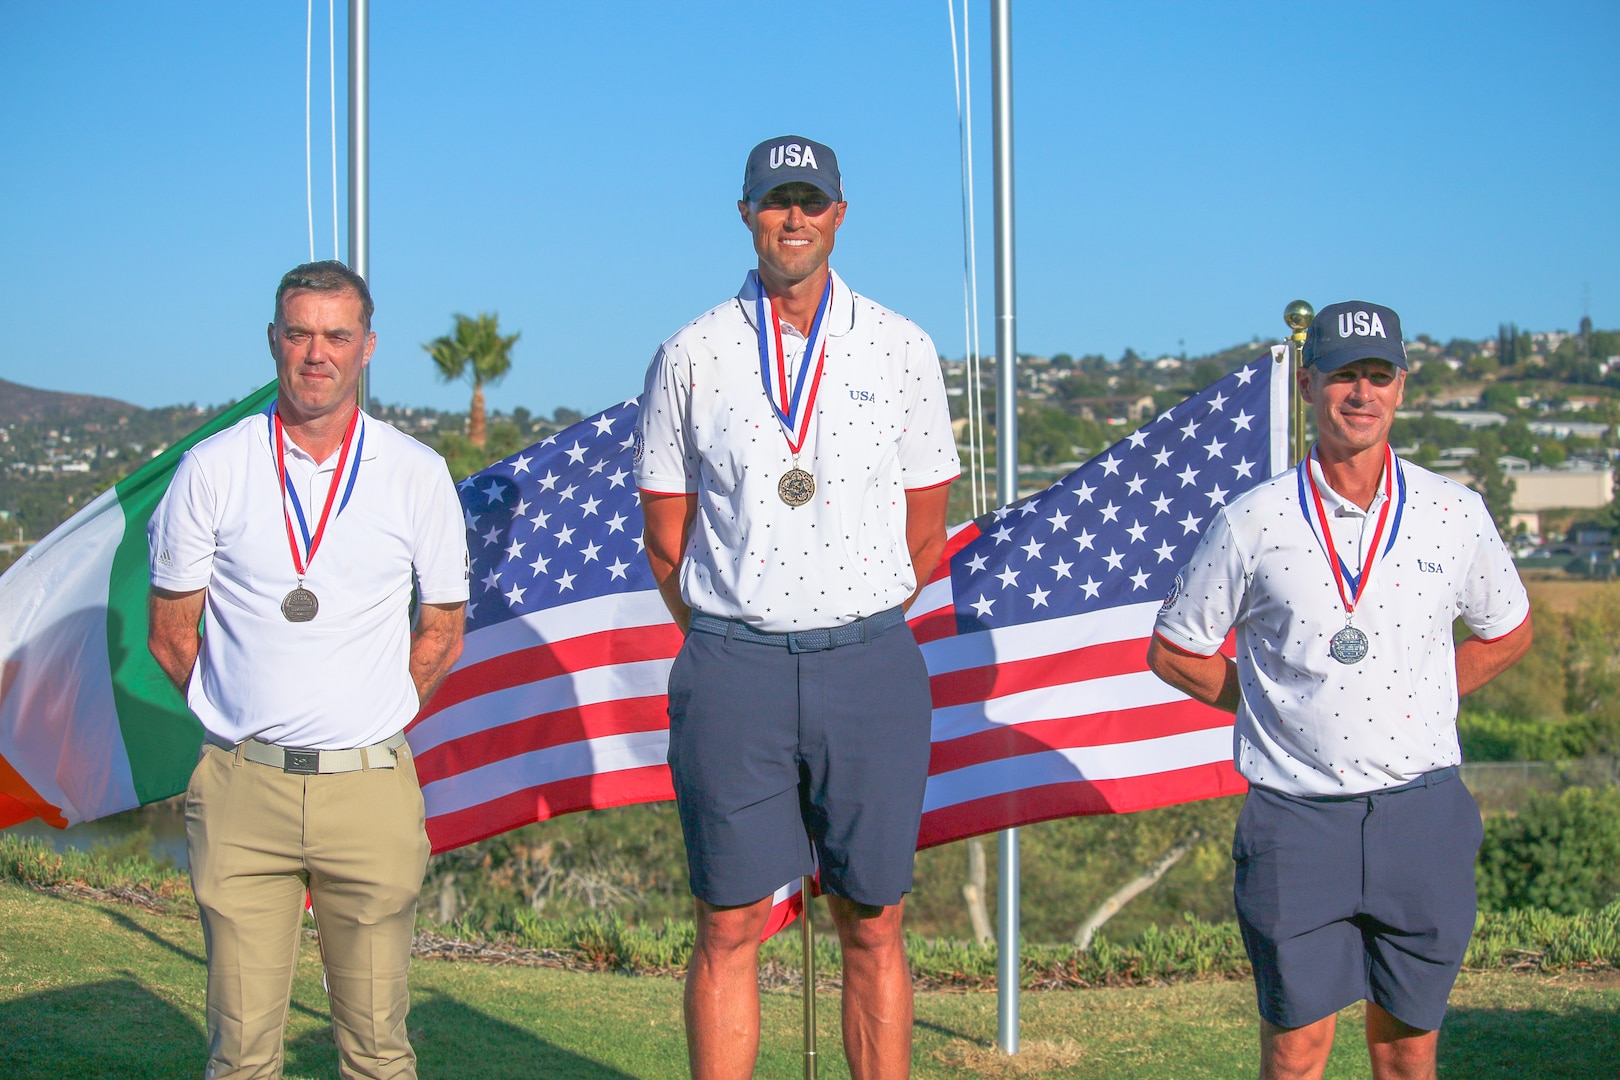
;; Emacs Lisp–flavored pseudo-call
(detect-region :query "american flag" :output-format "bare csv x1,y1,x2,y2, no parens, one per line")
406,349,1288,922
904,350,1288,846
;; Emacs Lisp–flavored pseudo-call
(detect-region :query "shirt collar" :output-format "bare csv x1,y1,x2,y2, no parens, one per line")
735,268,855,338
1306,447,1389,517
260,404,377,466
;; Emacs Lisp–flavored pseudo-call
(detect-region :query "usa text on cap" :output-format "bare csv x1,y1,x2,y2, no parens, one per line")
742,136,842,204
1303,301,1409,372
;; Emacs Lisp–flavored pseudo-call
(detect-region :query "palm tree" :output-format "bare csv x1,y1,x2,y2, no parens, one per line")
423,312,520,449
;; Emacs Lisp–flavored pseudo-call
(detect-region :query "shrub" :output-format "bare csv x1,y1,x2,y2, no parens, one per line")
1457,708,1593,762
1477,786,1620,914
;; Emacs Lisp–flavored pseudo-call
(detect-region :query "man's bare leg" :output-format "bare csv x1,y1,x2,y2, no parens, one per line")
1365,1002,1438,1080
827,896,912,1080
685,896,772,1080
1260,1013,1337,1080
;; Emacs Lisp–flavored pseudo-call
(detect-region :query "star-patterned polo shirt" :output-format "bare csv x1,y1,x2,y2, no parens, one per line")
1154,450,1529,796
636,270,959,632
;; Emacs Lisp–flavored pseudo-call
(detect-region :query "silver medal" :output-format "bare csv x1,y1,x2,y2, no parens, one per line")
778,467,816,507
281,586,319,623
1329,624,1368,665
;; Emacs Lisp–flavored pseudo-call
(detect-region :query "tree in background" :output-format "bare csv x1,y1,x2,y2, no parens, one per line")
1467,431,1516,532
424,312,520,450
1476,786,1620,914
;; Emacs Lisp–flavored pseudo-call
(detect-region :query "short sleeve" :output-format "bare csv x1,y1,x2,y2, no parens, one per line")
635,344,698,495
1153,505,1248,656
148,449,218,591
1457,496,1530,640
412,455,470,605
898,329,961,489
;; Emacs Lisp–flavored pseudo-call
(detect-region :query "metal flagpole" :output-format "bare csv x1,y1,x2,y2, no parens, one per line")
801,877,817,1079
990,0,1020,1056
1284,300,1314,464
348,0,370,409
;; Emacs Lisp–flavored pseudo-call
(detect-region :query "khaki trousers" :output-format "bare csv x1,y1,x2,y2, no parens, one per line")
185,741,431,1080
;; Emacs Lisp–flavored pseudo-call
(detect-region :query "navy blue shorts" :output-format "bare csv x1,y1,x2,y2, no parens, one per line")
664,618,933,908
1232,768,1484,1031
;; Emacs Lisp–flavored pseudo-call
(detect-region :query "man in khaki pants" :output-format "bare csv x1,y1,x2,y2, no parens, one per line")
147,261,469,1079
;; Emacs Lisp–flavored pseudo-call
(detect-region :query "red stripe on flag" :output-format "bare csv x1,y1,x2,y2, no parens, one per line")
909,609,958,645
928,638,1151,708
927,699,1237,776
420,624,683,718
759,890,803,941
412,697,671,783
425,764,675,853
917,762,1247,849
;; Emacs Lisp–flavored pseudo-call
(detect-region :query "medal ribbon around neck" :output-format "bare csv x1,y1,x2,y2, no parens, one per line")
272,407,362,579
1298,443,1401,617
753,271,833,455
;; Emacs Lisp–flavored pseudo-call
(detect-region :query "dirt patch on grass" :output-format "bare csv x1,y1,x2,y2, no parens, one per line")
933,1037,1086,1076
1524,579,1620,613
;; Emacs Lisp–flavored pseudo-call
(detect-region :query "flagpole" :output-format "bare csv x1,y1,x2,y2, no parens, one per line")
990,0,1020,1056
801,877,817,1080
348,0,370,409
1284,301,1313,464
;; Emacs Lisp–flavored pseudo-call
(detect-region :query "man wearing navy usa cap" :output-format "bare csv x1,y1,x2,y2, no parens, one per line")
1149,301,1532,1079
636,136,958,1079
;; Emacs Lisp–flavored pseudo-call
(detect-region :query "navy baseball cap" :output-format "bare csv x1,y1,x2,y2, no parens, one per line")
1303,301,1409,372
742,136,843,203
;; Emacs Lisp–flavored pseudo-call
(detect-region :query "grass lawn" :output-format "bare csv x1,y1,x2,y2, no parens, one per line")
1,882,1614,1079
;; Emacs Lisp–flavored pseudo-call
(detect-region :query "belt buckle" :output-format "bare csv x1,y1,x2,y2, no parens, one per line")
283,749,320,775
787,629,832,654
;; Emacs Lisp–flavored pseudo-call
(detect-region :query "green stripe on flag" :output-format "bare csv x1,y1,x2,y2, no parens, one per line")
107,382,279,804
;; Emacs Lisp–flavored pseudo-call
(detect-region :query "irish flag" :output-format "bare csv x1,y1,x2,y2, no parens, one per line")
0,382,278,829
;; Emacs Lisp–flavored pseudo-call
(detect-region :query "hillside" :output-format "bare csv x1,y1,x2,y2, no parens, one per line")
0,378,139,424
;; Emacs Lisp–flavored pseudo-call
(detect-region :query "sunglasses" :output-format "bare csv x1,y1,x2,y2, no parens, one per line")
753,188,837,215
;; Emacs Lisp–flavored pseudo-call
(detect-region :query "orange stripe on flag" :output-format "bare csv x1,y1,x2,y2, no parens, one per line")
0,749,67,829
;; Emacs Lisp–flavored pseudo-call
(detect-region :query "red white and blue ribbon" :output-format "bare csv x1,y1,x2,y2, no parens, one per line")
753,271,832,454
270,406,364,573
1295,443,1404,613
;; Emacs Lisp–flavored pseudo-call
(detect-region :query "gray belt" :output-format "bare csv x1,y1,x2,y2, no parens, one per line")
209,730,408,774
688,606,905,654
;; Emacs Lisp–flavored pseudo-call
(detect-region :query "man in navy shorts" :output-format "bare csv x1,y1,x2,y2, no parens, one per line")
1149,301,1532,1079
635,136,958,1080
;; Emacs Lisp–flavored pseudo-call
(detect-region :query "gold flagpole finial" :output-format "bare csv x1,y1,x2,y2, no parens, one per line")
1284,300,1314,465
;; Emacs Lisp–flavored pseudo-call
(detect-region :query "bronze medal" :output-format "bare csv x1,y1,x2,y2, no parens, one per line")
778,467,816,507
281,587,319,622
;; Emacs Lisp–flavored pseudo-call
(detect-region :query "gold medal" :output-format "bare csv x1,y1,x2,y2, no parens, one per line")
778,467,816,507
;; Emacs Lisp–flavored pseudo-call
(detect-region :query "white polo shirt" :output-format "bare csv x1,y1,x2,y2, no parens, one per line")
149,408,470,750
1154,451,1528,796
636,270,960,632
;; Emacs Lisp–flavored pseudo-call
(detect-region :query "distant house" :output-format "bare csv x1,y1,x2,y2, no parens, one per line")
1511,463,1613,512
1431,410,1509,429
1528,420,1610,440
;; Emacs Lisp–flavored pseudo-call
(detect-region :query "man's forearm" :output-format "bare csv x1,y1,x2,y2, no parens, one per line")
639,491,697,634
653,569,692,635
904,533,946,611
148,587,206,694
150,635,201,694
1146,636,1241,714
1455,614,1532,698
410,603,466,705
902,483,952,612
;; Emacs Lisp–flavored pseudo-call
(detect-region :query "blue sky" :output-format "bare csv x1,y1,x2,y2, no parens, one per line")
2,2,1615,416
